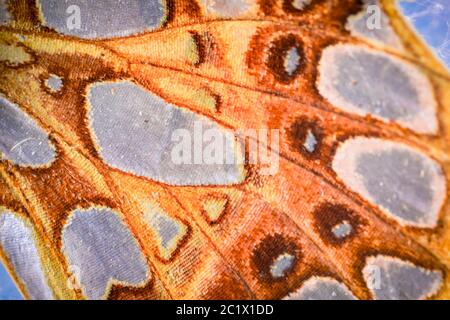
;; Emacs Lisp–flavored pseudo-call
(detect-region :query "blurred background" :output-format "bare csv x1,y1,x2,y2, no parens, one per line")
0,0,449,300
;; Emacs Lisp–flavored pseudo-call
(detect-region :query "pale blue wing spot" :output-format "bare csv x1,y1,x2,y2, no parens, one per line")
39,0,166,39
62,207,149,300
0,96,55,167
87,81,245,186
0,210,53,300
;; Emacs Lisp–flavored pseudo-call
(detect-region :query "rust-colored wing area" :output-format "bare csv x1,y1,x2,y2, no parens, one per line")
0,0,450,300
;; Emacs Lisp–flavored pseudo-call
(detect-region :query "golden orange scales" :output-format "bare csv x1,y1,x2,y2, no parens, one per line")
0,0,450,300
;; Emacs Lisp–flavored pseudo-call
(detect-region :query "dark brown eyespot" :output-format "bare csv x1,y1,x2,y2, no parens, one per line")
267,34,305,83
288,117,323,157
313,203,361,245
252,234,300,281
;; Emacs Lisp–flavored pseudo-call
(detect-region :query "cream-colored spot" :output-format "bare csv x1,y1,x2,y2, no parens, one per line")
332,137,446,228
202,196,228,223
363,255,443,300
318,44,438,134
0,42,32,66
292,0,312,10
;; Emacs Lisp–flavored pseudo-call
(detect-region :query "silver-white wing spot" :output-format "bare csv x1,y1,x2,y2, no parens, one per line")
62,207,149,300
346,0,404,50
39,0,166,39
0,96,56,167
284,277,356,300
332,137,446,228
363,255,443,300
318,44,438,134
87,81,245,186
0,210,53,300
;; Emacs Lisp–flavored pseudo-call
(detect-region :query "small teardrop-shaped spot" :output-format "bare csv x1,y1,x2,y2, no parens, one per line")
0,96,56,167
284,277,356,300
332,137,446,228
318,44,438,134
363,255,443,300
0,210,53,300
39,0,166,39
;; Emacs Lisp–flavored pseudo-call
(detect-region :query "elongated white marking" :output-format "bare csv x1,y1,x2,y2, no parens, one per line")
318,44,438,134
333,137,446,228
284,277,356,300
39,0,166,39
0,96,55,166
87,81,245,186
363,255,443,300
346,0,404,50
0,210,53,300
62,207,149,300
284,47,301,76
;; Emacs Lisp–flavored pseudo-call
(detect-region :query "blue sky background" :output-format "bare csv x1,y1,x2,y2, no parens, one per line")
399,0,450,68
0,0,449,301
0,262,22,300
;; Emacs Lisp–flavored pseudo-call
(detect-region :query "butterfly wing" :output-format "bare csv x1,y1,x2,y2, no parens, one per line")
0,0,449,300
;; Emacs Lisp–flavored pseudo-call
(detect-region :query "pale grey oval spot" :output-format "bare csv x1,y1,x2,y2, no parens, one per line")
87,81,245,186
303,129,317,153
333,137,446,228
284,277,356,300
318,45,438,133
45,75,63,92
346,0,403,50
62,207,149,300
0,96,56,166
200,0,254,17
0,210,53,300
0,0,10,25
270,253,295,279
39,0,166,39
284,47,301,76
292,0,312,10
363,256,443,300
331,221,352,239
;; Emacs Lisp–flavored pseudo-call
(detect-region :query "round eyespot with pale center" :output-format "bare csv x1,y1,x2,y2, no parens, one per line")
318,44,438,134
252,234,299,281
62,207,149,300
284,277,356,300
363,255,443,300
39,0,166,39
267,35,304,83
332,137,446,228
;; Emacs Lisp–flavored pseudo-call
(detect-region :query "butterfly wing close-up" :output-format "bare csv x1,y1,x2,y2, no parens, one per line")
1,0,450,301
